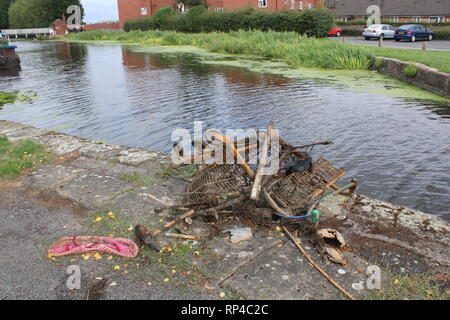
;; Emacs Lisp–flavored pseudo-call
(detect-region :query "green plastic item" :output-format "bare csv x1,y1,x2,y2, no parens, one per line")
311,209,320,224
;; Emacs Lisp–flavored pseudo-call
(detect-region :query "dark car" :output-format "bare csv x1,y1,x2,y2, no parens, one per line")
394,24,433,42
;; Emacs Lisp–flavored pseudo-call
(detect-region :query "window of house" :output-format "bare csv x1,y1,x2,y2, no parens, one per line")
412,16,421,23
258,0,267,8
299,1,303,10
291,0,295,10
308,2,312,9
284,0,288,4
389,16,398,22
429,16,442,23
215,7,223,12
140,7,148,16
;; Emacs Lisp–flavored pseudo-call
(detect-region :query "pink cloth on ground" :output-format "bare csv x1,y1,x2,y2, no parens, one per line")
48,236,139,258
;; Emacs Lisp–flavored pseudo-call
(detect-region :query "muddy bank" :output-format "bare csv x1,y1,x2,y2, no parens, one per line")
0,120,448,300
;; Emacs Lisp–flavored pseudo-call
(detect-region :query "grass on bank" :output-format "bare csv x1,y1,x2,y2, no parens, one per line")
66,30,374,70
0,136,51,178
66,30,450,73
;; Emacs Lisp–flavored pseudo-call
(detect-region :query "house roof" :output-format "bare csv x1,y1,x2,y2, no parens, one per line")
327,0,450,16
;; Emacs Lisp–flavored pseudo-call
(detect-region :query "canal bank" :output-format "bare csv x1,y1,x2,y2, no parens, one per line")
1,120,448,300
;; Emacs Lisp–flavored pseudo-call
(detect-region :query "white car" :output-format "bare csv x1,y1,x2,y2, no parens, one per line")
363,24,396,40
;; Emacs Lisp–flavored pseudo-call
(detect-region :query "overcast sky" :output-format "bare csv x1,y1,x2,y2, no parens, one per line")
81,0,119,23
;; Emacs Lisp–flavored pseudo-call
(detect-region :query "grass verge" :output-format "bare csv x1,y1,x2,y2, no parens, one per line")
368,271,449,300
0,136,51,178
369,46,450,74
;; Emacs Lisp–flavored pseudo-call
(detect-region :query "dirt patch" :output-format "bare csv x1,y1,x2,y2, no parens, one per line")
23,188,88,217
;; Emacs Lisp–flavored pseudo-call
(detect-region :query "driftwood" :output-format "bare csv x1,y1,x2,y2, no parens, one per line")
164,233,202,241
250,121,273,201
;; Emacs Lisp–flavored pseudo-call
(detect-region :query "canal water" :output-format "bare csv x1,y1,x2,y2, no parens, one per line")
1,41,449,219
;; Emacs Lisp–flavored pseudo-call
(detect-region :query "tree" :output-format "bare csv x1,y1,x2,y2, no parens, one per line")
0,0,13,29
9,0,84,28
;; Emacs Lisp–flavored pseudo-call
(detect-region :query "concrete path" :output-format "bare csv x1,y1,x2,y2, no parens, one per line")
330,37,450,51
0,120,449,300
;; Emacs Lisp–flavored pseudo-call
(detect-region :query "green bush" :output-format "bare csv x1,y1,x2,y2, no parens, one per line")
125,7,334,37
433,28,450,40
295,8,334,37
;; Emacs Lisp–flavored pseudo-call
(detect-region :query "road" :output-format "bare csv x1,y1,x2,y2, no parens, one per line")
330,36,450,51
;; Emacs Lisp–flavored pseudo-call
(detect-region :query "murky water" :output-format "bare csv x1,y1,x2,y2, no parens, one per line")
1,41,449,219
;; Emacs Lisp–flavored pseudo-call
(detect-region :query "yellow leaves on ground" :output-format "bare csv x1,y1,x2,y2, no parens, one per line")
114,265,120,271
93,217,102,223
93,252,102,260
107,211,115,219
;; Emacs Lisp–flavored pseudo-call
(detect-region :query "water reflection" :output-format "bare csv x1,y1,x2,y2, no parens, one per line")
0,41,449,219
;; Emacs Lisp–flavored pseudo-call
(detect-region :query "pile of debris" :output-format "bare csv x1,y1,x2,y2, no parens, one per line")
135,122,359,299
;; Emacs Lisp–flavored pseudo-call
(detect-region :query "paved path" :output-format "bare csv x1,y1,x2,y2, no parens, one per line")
330,36,450,51
0,120,449,300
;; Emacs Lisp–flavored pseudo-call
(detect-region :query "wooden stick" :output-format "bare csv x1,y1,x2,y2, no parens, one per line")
164,233,202,241
152,210,195,237
215,134,255,179
196,195,246,216
146,193,171,207
251,121,273,200
282,226,357,301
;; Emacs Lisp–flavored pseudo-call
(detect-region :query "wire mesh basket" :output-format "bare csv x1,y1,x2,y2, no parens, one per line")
266,158,345,216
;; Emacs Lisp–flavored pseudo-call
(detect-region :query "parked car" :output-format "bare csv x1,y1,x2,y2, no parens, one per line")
327,27,342,37
394,24,433,42
363,24,396,40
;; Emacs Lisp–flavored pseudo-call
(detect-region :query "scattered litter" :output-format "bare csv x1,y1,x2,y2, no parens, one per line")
48,236,139,258
316,228,347,265
338,269,346,275
227,228,253,244
352,282,364,291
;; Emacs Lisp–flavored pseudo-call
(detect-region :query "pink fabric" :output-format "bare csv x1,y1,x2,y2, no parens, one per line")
48,236,139,258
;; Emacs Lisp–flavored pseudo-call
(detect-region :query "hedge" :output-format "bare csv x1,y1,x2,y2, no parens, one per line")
124,7,335,38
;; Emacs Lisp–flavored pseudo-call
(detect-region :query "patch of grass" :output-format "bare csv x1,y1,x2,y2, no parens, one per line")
369,46,450,74
403,64,418,78
368,271,449,300
0,137,51,178
88,208,134,238
158,163,199,179
374,57,382,69
120,172,158,186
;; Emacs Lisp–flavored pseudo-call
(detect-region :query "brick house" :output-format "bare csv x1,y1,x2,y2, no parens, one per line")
326,0,450,23
118,0,324,28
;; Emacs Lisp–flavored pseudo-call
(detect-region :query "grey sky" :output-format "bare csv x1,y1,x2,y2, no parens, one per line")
81,0,119,23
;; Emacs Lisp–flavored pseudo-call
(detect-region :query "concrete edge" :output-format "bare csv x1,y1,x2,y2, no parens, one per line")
375,56,450,99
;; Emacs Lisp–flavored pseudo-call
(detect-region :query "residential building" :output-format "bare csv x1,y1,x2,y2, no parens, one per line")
117,0,324,28
326,0,450,23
